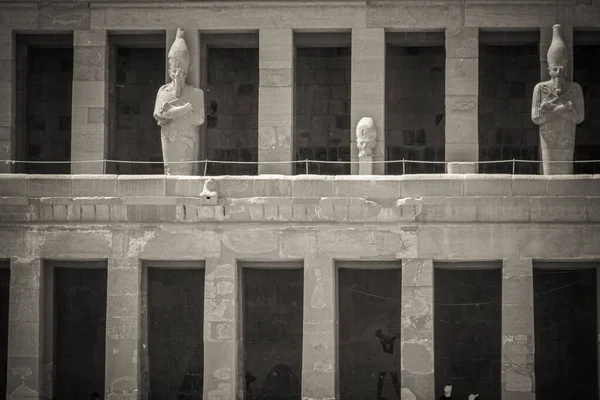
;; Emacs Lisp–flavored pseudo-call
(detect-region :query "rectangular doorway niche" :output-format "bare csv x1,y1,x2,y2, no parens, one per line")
108,34,166,175
294,33,351,175
0,262,9,400
478,31,540,174
146,263,205,399
385,32,446,175
338,263,401,399
204,34,259,176
434,263,501,400
573,31,600,174
52,262,107,399
243,264,303,400
15,34,73,174
533,264,598,399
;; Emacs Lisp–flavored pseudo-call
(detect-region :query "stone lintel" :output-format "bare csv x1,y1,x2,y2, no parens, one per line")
401,259,434,400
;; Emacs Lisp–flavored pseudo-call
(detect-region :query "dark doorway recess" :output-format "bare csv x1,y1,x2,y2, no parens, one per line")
54,266,107,399
478,31,540,174
338,265,402,399
434,266,501,400
534,266,598,399
573,31,600,174
15,34,73,174
148,267,204,399
243,266,303,400
0,263,9,400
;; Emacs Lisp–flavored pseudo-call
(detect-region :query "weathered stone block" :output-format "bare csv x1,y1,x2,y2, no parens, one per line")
463,175,512,196
291,176,335,197
447,162,477,174
446,58,478,96
547,175,595,196
445,27,479,59
401,175,463,197
38,4,90,30
445,143,478,163
74,46,107,81
445,113,478,144
334,176,401,199
28,175,72,197
0,174,28,196
512,176,549,196
117,175,166,197
72,175,117,197
74,30,107,47
72,81,106,107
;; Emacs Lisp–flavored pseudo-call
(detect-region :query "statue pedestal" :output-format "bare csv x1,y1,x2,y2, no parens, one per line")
358,156,373,175
447,162,477,174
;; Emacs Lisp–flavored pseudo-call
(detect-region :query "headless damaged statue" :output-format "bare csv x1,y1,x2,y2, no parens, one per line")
531,24,584,175
356,117,377,157
154,28,205,175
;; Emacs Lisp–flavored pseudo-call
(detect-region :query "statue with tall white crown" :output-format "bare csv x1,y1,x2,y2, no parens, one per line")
154,28,205,175
531,24,585,175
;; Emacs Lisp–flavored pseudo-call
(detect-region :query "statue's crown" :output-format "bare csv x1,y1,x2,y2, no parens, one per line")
547,24,568,68
168,28,190,71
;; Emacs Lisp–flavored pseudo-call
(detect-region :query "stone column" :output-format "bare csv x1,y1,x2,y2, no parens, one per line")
445,27,479,173
400,259,434,400
301,257,337,400
203,253,240,400
42,265,55,400
501,259,535,400
258,29,294,175
351,28,385,175
6,257,43,400
105,257,141,400
71,30,109,174
0,29,14,172
166,28,205,175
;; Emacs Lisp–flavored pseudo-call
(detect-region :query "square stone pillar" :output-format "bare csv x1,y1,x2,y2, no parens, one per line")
203,254,240,400
72,30,109,174
0,29,15,173
351,29,385,175
401,259,434,400
301,257,337,400
501,259,535,400
6,257,43,400
258,29,294,175
166,28,205,175
445,27,479,169
105,257,141,400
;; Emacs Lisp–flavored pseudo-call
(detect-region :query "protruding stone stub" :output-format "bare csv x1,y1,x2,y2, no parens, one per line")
199,178,218,204
447,161,477,174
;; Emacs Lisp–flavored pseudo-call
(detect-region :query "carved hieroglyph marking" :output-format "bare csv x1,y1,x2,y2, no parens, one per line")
310,268,327,309
10,367,38,399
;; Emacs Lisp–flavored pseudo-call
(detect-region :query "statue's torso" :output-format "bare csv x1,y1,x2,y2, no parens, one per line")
156,84,204,138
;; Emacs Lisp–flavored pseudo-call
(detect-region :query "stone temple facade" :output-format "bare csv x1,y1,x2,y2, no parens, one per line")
0,1,599,400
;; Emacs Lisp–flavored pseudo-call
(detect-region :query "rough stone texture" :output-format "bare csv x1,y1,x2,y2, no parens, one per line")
6,257,42,400
206,48,258,176
446,27,479,165
54,267,106,399
502,259,534,400
105,257,141,400
71,30,108,174
435,266,502,400
295,47,351,175
111,47,165,175
0,262,9,398
386,45,445,174
351,28,385,175
401,259,433,400
258,29,293,175
0,29,14,174
303,258,337,400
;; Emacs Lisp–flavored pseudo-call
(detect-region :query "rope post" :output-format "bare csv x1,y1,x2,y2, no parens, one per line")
203,160,208,176
305,159,309,175
512,158,516,175
402,159,406,175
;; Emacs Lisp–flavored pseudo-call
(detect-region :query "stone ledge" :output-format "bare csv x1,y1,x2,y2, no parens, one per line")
0,174,598,199
1,195,598,224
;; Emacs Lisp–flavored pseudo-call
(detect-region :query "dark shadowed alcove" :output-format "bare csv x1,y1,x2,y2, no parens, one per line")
478,31,540,174
54,263,107,399
108,34,166,175
294,33,351,175
385,32,446,175
15,34,73,174
573,31,600,174
338,263,401,399
0,262,9,400
204,33,259,176
243,265,303,400
434,264,501,400
147,266,204,399
534,265,598,399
